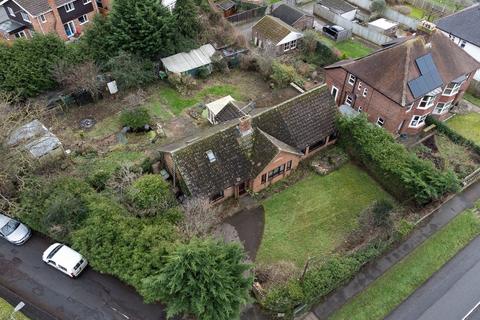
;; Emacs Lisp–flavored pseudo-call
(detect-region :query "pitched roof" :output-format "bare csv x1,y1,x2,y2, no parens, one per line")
206,95,236,116
317,0,356,14
216,0,236,11
252,15,297,44
215,102,245,123
271,4,305,26
161,44,216,74
5,0,51,16
160,85,336,196
436,4,480,47
325,30,480,106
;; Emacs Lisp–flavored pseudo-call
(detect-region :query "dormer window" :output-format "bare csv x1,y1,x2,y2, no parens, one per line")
21,12,30,22
206,150,216,162
348,74,356,85
418,95,435,109
7,7,15,16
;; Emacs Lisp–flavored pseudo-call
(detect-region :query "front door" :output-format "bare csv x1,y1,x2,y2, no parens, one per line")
238,182,246,196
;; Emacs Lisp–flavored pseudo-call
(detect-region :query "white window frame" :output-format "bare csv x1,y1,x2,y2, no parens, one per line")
206,150,216,162
7,7,15,16
64,2,75,12
433,101,452,115
418,95,435,110
443,81,462,96
357,82,362,91
20,11,30,22
15,30,26,38
345,95,353,106
40,14,47,23
83,0,92,4
460,40,466,48
331,86,339,101
348,74,356,85
357,106,362,112
64,21,76,38
376,117,385,127
409,115,427,128
362,87,368,97
78,14,89,24
283,40,297,52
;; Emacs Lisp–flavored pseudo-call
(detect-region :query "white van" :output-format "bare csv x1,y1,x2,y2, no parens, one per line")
42,243,88,278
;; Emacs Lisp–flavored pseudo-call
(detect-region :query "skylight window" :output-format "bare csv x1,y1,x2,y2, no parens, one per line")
206,150,216,162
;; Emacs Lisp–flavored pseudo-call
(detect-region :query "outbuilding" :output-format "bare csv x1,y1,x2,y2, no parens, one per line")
161,44,216,76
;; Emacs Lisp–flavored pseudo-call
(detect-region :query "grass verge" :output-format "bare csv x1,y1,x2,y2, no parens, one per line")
0,298,29,320
447,112,480,145
329,202,480,320
256,163,392,266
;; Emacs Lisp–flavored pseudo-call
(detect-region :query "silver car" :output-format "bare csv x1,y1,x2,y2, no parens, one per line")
0,213,31,245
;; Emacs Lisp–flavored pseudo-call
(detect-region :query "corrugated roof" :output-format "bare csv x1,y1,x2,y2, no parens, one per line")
161,44,216,74
436,4,480,47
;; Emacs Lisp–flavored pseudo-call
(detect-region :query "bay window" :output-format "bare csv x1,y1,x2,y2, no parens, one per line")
443,81,462,96
418,95,436,109
433,101,452,115
409,115,427,128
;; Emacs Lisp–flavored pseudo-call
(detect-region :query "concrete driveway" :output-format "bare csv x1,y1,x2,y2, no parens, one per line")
0,233,167,320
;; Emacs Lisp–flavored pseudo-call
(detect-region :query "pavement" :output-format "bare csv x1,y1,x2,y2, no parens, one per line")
386,235,480,320
0,233,167,320
313,180,480,319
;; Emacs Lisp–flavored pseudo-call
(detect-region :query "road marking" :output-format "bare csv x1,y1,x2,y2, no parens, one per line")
111,306,130,319
462,300,480,320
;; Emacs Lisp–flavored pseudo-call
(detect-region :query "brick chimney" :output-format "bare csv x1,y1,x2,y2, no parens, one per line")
238,115,253,137
47,0,67,40
417,20,436,47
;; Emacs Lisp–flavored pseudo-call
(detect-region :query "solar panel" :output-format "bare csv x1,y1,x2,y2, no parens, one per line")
408,54,444,99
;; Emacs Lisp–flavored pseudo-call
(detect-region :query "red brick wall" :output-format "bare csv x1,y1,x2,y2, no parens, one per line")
293,15,314,31
325,67,347,105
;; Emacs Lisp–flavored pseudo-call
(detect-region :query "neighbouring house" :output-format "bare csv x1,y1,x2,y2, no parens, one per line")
251,15,304,56
159,85,337,202
435,4,480,81
0,0,106,40
316,0,357,21
271,4,314,31
206,95,255,125
161,44,216,76
325,23,480,135
216,0,236,17
368,18,399,37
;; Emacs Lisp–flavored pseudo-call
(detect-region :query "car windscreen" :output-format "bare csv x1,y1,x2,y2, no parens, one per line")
0,220,20,236
47,244,63,260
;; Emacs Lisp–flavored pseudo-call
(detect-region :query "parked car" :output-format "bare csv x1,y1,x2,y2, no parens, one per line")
42,243,88,278
0,213,31,245
322,25,345,40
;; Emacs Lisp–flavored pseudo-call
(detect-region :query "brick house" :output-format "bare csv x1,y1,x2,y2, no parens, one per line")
159,85,337,202
325,25,480,136
251,15,304,56
271,4,314,31
0,0,105,40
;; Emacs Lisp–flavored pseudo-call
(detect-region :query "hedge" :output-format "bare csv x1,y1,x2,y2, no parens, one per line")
261,240,390,317
426,115,480,156
337,115,460,205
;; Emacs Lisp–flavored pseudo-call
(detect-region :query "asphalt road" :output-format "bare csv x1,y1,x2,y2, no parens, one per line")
387,235,480,320
0,233,167,320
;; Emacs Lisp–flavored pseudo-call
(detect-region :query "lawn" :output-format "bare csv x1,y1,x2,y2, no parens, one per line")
318,35,374,59
406,5,426,19
464,92,480,107
256,163,392,266
0,298,29,320
447,112,480,144
145,84,244,117
330,202,480,320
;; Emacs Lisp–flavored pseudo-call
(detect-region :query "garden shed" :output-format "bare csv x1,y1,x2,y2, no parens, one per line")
368,18,399,37
161,44,217,76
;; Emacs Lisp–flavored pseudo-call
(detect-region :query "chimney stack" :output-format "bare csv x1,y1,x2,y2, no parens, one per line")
417,20,436,47
238,115,253,136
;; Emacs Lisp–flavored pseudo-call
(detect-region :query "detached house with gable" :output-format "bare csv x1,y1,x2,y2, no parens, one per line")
0,0,109,40
159,85,337,202
325,23,480,135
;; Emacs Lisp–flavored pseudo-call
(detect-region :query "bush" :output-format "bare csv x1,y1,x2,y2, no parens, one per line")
167,73,197,95
270,61,301,88
196,66,211,79
126,174,176,216
426,115,480,156
370,0,386,14
337,115,460,205
120,108,151,129
303,40,338,67
105,51,157,90
86,169,111,191
372,199,394,227
16,177,93,242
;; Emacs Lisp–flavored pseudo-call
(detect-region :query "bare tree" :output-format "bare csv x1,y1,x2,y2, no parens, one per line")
181,197,221,239
52,60,101,100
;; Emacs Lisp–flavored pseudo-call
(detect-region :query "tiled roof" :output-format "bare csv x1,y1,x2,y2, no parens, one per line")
317,0,356,14
436,4,480,47
325,30,480,105
11,0,51,16
252,15,297,44
215,102,245,123
271,4,305,26
160,85,336,196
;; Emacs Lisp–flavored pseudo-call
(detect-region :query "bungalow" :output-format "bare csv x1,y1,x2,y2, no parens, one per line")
325,23,480,136
159,85,337,202
161,44,216,76
271,4,314,31
251,15,304,56
435,4,480,81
